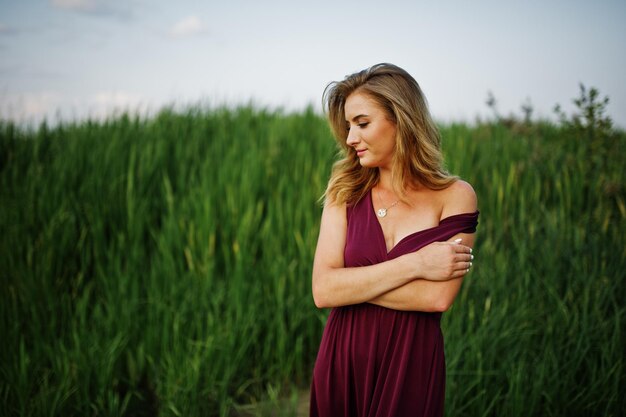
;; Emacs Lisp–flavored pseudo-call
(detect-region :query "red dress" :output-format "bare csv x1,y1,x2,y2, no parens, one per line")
310,190,479,417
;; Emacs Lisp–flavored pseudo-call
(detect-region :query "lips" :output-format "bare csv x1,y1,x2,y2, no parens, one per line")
356,149,367,157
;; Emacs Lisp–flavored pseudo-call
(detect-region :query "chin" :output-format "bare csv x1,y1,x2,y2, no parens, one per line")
359,159,381,169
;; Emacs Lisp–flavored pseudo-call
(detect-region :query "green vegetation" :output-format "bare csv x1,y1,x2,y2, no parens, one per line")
1,88,624,416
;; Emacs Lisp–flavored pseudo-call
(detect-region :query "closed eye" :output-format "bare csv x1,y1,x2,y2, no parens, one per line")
346,122,369,131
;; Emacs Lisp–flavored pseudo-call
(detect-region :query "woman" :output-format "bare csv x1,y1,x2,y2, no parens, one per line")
310,63,479,417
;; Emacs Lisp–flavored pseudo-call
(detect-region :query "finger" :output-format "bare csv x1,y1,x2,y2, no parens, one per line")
452,244,472,254
452,264,473,278
453,261,473,271
451,269,468,278
454,253,474,262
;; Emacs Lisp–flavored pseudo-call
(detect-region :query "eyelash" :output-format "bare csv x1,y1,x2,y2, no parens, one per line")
346,123,369,131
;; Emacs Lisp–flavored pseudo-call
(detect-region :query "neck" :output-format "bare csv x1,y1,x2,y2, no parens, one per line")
377,167,394,192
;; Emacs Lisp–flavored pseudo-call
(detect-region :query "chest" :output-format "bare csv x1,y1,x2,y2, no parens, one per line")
375,204,442,253
344,189,478,265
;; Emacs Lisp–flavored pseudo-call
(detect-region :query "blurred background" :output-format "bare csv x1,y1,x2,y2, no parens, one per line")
1,0,625,126
1,1,625,417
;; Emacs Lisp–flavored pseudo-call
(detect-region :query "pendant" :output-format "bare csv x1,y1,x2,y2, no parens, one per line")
376,208,387,218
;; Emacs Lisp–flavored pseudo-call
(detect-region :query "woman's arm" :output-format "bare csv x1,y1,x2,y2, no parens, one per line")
367,181,478,312
311,200,472,309
368,232,475,312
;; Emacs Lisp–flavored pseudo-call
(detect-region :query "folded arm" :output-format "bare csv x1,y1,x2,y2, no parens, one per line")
368,232,475,312
312,200,472,309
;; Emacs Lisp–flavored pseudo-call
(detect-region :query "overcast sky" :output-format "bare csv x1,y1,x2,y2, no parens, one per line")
1,0,625,127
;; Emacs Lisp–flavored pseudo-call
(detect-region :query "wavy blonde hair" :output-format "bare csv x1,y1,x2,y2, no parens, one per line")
322,63,457,206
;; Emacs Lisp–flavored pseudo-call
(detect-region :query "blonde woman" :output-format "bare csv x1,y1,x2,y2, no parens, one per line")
310,63,479,417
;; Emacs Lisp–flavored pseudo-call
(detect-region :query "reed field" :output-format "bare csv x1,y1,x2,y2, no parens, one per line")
1,90,625,416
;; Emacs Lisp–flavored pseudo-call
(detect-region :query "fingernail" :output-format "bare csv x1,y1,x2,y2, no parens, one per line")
470,248,473,253
470,254,474,260
466,268,470,272
454,238,462,243
469,262,473,267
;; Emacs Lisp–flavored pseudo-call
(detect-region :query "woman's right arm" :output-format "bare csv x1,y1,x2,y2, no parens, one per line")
311,201,470,308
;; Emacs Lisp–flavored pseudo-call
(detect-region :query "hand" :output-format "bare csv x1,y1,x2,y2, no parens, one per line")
410,238,474,281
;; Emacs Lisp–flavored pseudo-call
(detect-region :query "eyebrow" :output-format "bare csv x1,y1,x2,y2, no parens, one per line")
345,114,370,122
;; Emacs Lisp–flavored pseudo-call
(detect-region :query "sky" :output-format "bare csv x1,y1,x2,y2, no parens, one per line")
1,0,625,127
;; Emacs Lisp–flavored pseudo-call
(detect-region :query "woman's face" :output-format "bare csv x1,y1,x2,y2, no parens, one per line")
344,92,397,170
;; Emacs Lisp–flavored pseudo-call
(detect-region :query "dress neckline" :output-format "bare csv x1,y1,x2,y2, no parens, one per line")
367,188,477,255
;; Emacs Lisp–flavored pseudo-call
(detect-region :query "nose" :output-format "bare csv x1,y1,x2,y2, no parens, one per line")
346,125,359,147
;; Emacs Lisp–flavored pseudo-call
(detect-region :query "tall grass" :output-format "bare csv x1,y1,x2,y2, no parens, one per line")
441,121,625,416
0,103,624,416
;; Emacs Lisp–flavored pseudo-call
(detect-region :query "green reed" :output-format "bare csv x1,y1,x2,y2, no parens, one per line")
0,105,624,416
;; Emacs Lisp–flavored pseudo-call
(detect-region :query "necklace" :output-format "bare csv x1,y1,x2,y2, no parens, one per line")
375,190,399,218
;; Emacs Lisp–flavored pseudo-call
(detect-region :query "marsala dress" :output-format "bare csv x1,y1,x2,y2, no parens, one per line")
310,190,479,417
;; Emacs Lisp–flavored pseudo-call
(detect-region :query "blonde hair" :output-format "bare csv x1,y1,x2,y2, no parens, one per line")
322,63,457,205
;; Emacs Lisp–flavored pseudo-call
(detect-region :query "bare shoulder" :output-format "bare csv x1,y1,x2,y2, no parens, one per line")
321,197,347,221
440,179,478,218
318,197,347,241
314,198,348,270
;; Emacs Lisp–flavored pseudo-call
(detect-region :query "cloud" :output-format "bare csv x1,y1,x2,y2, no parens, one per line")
0,90,148,125
0,64,67,80
169,16,208,38
93,91,143,108
51,0,98,12
0,23,18,36
0,91,65,121
50,0,133,20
